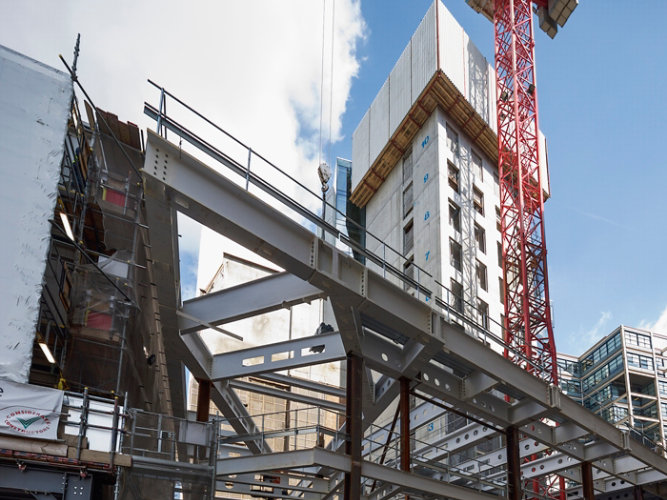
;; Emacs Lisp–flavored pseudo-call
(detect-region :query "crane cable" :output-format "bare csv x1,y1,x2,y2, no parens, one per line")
318,0,336,169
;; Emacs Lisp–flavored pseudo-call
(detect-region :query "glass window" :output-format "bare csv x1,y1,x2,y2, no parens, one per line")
496,206,501,232
472,150,483,181
403,221,414,255
473,187,484,215
474,223,486,254
450,279,463,313
626,331,652,349
476,261,487,291
403,258,414,291
477,298,489,329
446,124,459,157
450,239,462,272
403,183,413,218
449,200,461,233
499,277,505,305
448,161,459,192
403,150,413,185
497,242,503,268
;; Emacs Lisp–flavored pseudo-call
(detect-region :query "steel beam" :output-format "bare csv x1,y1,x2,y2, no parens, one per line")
179,272,322,334
196,378,211,422
211,332,345,380
400,377,410,473
506,426,522,500
254,372,345,398
228,379,345,412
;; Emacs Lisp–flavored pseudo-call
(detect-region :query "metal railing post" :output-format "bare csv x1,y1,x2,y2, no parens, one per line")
76,387,89,461
156,88,165,136
245,148,252,191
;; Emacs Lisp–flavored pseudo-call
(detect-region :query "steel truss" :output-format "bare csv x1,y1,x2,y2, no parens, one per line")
139,115,667,499
495,0,557,384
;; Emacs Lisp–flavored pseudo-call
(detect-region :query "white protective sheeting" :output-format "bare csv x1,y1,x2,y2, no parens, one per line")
351,109,370,192
0,45,72,382
0,379,64,440
410,2,437,104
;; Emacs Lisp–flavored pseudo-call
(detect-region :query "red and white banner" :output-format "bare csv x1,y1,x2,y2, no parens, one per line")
0,379,64,440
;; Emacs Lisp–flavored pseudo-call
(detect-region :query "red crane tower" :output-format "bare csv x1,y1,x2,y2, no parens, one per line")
466,1,577,498
466,0,576,384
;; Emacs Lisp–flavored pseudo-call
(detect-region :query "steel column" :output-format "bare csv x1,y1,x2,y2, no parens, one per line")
400,377,411,474
196,378,211,422
506,426,522,500
581,461,594,500
344,354,363,500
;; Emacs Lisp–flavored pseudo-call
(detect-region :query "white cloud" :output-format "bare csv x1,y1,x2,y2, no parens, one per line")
0,1,367,289
650,305,667,335
574,310,612,352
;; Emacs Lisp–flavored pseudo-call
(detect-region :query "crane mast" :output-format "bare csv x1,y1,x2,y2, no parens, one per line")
494,0,558,384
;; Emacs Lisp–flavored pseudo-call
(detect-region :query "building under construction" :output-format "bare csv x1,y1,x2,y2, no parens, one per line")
2,2,667,499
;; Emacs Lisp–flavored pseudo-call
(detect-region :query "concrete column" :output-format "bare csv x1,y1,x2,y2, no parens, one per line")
581,461,594,500
196,378,211,422
344,354,363,500
506,426,521,500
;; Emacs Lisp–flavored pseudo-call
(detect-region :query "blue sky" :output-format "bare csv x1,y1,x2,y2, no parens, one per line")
334,2,667,355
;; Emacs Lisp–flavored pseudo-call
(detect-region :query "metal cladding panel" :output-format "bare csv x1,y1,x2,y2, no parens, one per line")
411,1,437,104
539,130,550,199
389,43,412,137
0,45,72,382
466,34,491,125
369,79,390,165
351,109,370,192
438,3,465,98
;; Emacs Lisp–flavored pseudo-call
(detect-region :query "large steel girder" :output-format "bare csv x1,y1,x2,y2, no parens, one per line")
142,130,667,490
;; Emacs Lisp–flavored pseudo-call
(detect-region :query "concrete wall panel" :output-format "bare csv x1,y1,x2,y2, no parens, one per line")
438,4,465,97
411,2,437,103
389,43,412,136
351,109,370,191
369,79,391,165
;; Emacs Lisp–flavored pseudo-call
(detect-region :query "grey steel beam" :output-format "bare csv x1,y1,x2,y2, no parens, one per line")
217,448,351,476
255,372,345,398
0,465,93,499
143,130,667,485
211,333,345,380
228,379,345,412
179,272,323,334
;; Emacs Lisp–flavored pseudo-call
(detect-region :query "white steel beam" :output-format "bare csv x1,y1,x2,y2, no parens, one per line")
211,333,345,380
228,379,345,413
179,272,323,334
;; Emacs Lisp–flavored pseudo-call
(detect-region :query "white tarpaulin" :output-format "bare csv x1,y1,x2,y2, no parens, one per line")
0,44,72,383
0,379,64,440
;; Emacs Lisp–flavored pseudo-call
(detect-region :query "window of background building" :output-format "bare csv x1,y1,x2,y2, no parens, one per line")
446,123,459,157
473,186,484,216
499,277,505,304
450,239,462,272
625,331,651,349
476,261,487,291
403,183,413,218
627,352,654,371
496,206,501,232
449,200,461,233
448,161,459,192
450,279,463,312
472,150,483,182
497,242,503,268
474,223,485,253
403,221,414,255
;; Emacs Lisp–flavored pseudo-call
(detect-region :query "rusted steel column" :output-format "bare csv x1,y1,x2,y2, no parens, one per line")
196,378,212,422
344,354,363,500
506,426,521,500
400,377,410,473
581,461,594,499
634,485,644,500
